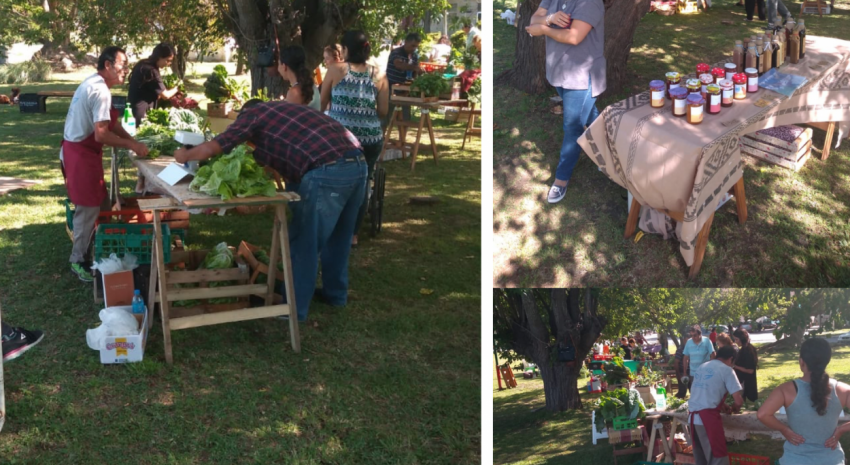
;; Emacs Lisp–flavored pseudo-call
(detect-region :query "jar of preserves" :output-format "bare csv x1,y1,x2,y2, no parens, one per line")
696,63,710,77
719,79,734,107
724,63,737,81
706,84,721,114
686,78,701,95
733,73,748,99
712,67,725,84
665,72,681,100
670,87,688,117
649,80,666,108
699,74,714,98
745,67,759,93
686,94,706,125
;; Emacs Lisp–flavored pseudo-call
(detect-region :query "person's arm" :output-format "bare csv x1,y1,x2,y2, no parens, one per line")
112,123,134,140
526,18,592,45
730,391,744,412
683,355,690,375
174,140,223,163
94,121,149,157
320,65,338,112
376,75,389,118
757,382,806,446
159,86,180,100
529,6,572,27
825,382,850,449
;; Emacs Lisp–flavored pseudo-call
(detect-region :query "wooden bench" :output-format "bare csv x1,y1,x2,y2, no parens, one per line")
19,91,126,114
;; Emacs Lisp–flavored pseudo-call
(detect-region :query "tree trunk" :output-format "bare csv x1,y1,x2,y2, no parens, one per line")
659,332,669,351
172,46,189,80
540,358,582,411
601,0,651,97
496,0,548,94
498,0,651,98
250,65,286,100
236,52,246,75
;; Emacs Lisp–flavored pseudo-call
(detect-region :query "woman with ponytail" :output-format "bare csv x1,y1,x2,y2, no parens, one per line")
321,30,388,246
732,329,759,402
758,337,850,464
278,46,320,111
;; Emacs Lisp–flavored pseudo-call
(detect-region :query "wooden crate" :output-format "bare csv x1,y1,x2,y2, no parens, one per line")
207,102,232,118
237,241,284,304
162,248,252,317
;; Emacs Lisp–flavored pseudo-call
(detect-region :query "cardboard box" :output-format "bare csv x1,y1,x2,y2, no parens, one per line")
101,270,135,307
99,306,149,364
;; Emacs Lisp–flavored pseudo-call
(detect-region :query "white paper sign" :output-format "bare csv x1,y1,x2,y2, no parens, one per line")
157,163,193,186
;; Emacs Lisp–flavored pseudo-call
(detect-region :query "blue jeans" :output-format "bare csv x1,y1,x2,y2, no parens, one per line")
284,150,367,321
555,78,600,182
353,142,383,237
766,0,789,24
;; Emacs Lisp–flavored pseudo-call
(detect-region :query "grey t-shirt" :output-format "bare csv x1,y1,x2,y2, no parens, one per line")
688,360,742,424
64,73,112,143
539,0,607,97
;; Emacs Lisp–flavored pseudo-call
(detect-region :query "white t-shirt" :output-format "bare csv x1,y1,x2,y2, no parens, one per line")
688,359,742,425
466,26,481,48
429,43,452,63
64,73,112,143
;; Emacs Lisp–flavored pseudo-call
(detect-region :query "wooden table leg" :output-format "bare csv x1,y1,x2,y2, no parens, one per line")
646,417,659,462
410,113,426,172
425,110,439,164
462,103,475,150
624,197,641,239
730,176,747,224
823,121,835,160
399,111,408,159
153,214,173,364
380,108,399,163
688,211,715,279
276,204,301,353
147,236,159,330
666,418,679,462
266,209,282,306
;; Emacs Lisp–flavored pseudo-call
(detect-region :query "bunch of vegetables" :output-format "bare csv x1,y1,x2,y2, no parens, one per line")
203,65,245,104
410,73,451,98
636,366,663,387
172,242,238,307
162,73,185,94
603,357,633,386
189,145,277,201
467,77,481,104
593,388,646,433
136,107,202,158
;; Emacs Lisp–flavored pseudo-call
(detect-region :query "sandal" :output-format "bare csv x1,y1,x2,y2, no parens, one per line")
550,105,563,115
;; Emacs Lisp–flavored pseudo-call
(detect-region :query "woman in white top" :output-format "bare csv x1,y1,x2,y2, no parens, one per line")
429,35,452,63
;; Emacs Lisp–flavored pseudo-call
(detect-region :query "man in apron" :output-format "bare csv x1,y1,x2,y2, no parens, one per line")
62,46,150,282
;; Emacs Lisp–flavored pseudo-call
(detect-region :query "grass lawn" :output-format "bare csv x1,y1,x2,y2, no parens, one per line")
494,344,850,464
0,65,481,463
493,0,850,287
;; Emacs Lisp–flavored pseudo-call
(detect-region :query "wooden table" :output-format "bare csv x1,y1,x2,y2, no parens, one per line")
131,154,301,364
381,98,468,171
645,414,692,463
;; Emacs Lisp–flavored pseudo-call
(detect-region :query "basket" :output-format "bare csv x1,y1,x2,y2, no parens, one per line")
613,416,638,431
729,453,770,465
207,102,232,118
94,223,173,264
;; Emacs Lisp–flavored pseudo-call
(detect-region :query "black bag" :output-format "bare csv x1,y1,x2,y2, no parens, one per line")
256,43,276,68
558,334,576,362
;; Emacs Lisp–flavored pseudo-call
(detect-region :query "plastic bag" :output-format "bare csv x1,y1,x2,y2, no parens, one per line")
86,306,140,350
91,253,139,275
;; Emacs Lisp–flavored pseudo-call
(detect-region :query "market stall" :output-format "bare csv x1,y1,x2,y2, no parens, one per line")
578,35,850,277
129,153,301,364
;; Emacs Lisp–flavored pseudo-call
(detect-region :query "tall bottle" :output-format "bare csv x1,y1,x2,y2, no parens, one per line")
122,107,136,136
733,40,745,73
798,20,806,58
756,39,764,75
132,289,145,314
775,33,785,67
785,21,796,57
742,36,750,50
746,43,758,72
762,38,773,74
789,30,801,64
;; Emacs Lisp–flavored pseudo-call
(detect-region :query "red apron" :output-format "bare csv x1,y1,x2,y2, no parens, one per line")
689,395,729,458
62,110,118,207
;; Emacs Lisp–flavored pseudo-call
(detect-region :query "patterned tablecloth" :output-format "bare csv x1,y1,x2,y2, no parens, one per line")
578,35,850,266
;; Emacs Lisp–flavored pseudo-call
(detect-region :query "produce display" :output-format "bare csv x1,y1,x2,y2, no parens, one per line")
203,64,245,104
136,108,203,158
172,242,238,307
593,388,646,433
189,145,277,201
410,73,451,98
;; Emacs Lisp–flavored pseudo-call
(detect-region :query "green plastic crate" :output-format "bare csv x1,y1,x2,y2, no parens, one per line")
94,223,172,264
612,416,638,431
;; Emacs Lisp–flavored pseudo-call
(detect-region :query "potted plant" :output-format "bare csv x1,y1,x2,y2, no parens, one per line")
635,366,663,406
602,357,633,391
407,73,450,103
204,65,243,117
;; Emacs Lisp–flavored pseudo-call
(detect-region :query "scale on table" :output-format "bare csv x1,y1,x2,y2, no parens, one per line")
156,131,205,186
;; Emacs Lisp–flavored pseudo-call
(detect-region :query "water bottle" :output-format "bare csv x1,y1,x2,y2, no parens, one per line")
131,289,145,314
122,106,136,136
655,386,667,410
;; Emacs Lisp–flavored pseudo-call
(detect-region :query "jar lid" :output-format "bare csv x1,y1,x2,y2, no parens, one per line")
700,74,714,84
666,71,680,80
733,73,748,83
718,78,733,88
706,84,720,92
670,87,688,98
745,68,758,74
724,63,737,69
650,79,665,87
712,67,725,75
697,63,710,72
686,78,701,87
686,94,705,105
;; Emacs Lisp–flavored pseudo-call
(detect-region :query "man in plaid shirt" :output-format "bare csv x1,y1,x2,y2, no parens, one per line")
175,100,367,322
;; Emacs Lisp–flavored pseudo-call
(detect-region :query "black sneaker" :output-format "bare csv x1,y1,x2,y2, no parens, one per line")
547,182,569,204
2,327,45,362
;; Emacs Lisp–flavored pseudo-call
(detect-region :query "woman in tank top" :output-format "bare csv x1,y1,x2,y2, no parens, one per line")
757,337,850,465
321,30,388,246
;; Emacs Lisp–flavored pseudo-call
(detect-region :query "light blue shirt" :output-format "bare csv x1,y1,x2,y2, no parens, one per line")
781,379,845,465
684,337,715,376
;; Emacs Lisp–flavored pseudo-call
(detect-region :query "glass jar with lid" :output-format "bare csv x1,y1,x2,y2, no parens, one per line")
670,87,688,117
733,73,748,100
745,68,759,93
712,67,725,84
686,78,701,95
719,79,734,107
686,94,706,125
649,80,666,108
665,72,681,100
706,84,721,114
699,74,714,99
724,63,737,81
696,63,710,77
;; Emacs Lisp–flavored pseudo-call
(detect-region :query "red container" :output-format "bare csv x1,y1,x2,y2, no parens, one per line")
696,63,710,76
711,67,725,83
728,453,770,465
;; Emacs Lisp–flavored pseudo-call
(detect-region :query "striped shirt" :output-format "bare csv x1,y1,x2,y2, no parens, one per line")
386,46,418,85
327,65,383,146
